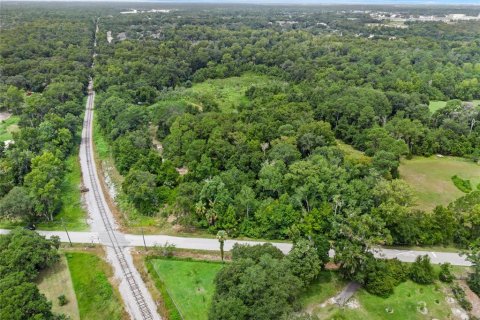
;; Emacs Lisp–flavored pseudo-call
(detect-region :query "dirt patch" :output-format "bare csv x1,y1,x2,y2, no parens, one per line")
346,298,360,309
0,111,12,121
460,280,480,318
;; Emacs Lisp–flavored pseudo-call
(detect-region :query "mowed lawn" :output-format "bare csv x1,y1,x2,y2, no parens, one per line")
300,270,347,313
37,255,80,320
307,279,452,320
339,281,451,320
150,258,223,320
399,156,480,210
66,252,125,320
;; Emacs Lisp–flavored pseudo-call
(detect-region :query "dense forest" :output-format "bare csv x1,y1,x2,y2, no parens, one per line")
1,3,480,311
90,4,480,250
0,5,95,224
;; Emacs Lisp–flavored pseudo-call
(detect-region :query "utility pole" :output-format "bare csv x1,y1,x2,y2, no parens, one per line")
61,218,73,247
141,227,147,251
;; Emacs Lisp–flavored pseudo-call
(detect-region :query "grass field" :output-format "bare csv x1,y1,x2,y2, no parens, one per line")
429,100,480,113
300,270,347,311
336,140,372,164
307,279,452,320
0,115,19,142
187,73,271,112
149,258,224,320
428,101,447,113
37,255,80,320
154,73,283,114
399,156,480,210
66,252,125,320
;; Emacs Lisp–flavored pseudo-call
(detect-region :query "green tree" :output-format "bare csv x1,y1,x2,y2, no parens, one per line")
122,170,159,215
2,86,24,114
217,230,227,262
466,245,480,295
0,186,34,222
409,255,435,284
287,239,321,286
0,272,54,320
0,228,60,280
24,152,64,221
439,263,454,283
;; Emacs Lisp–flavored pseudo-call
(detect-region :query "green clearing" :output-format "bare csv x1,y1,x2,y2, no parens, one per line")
308,280,452,320
187,73,270,112
66,252,125,320
428,101,447,113
155,73,281,114
149,258,224,320
300,270,347,310
428,100,480,113
399,156,480,210
37,255,80,320
336,139,372,164
0,115,20,142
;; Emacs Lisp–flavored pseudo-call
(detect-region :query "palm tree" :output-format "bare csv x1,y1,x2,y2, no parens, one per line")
216,230,228,262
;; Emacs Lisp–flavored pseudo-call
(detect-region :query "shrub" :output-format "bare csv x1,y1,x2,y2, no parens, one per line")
58,294,68,306
153,242,176,257
231,243,284,262
439,263,454,283
451,175,472,193
410,255,435,284
364,259,406,297
451,284,472,311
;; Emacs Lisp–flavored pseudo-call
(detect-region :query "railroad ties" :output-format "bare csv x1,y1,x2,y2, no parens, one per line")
83,84,154,320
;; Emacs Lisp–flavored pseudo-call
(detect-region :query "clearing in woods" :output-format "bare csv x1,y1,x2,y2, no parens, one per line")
399,156,480,210
0,113,19,142
429,100,480,113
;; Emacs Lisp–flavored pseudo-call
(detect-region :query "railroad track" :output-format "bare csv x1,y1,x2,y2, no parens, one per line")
83,83,155,320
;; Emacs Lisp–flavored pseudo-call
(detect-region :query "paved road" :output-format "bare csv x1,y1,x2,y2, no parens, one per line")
0,229,471,266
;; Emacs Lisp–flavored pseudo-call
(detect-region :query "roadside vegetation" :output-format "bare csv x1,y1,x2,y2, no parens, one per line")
148,258,223,320
37,255,80,320
66,251,126,320
146,244,479,320
0,228,64,319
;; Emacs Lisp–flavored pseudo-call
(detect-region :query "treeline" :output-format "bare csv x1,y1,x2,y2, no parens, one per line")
209,242,477,319
0,7,93,223
0,229,64,319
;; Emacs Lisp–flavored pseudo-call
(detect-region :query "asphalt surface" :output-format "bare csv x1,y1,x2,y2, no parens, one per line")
0,229,471,267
